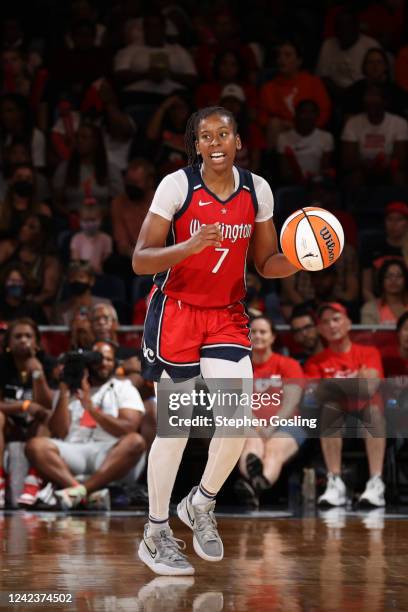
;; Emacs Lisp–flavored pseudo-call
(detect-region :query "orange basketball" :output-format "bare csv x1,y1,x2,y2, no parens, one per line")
280,206,344,271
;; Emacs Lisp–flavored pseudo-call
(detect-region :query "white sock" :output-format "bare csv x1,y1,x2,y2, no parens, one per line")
148,518,169,534
147,436,189,520
192,485,215,506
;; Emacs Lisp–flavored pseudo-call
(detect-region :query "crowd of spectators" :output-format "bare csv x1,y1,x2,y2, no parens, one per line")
1,0,408,511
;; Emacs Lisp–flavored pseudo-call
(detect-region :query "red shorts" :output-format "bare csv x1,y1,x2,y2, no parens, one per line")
141,286,251,380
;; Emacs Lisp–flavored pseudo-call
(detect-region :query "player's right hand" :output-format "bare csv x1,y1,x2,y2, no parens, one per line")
186,223,223,255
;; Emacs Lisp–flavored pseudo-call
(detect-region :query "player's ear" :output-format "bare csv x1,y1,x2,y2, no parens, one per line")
195,139,200,156
236,134,242,150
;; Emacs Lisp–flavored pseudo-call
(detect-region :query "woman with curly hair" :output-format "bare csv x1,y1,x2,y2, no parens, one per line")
361,258,408,324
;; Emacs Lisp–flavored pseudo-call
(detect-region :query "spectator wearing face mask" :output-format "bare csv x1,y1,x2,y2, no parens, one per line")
0,142,51,203
0,163,50,243
53,261,112,326
0,263,47,323
70,200,112,275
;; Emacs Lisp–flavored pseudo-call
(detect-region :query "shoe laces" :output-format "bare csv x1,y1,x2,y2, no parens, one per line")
194,503,219,543
155,531,188,562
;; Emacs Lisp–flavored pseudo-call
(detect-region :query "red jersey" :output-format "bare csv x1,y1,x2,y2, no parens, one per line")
154,165,257,307
304,343,383,411
304,343,384,379
253,353,304,420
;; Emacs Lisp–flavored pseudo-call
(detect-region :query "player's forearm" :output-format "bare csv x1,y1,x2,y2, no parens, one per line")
132,242,193,274
49,388,71,439
32,375,54,410
87,405,135,437
256,253,299,278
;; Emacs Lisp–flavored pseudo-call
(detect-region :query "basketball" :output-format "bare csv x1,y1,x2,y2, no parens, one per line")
280,206,344,271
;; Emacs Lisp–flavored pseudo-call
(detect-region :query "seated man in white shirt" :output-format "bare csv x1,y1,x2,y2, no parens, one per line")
25,341,146,510
342,84,408,189
317,9,381,96
277,99,334,185
114,13,197,106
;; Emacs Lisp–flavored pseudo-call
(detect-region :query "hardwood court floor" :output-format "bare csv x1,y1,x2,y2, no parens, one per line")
1,508,408,611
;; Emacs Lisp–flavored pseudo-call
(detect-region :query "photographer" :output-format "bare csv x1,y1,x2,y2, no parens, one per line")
90,302,156,451
0,318,54,508
26,341,146,510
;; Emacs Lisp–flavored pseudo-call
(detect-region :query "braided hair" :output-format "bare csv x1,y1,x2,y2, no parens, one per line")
184,106,237,168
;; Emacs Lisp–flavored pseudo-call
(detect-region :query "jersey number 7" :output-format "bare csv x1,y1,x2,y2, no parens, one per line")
212,248,230,273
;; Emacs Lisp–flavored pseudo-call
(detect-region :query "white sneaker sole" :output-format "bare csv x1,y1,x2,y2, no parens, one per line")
177,498,224,562
138,541,194,576
317,496,346,507
17,495,37,507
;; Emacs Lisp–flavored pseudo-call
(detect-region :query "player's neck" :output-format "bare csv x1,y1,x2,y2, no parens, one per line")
328,336,352,353
252,348,273,364
201,165,235,200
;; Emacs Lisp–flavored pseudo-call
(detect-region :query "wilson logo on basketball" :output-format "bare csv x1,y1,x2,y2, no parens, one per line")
319,226,336,263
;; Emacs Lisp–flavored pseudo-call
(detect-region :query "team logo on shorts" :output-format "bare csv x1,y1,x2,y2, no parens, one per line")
143,341,156,364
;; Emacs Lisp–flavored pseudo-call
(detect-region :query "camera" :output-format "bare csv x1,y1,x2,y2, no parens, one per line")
59,350,102,391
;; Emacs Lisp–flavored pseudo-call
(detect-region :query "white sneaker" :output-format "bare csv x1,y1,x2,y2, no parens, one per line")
317,474,346,507
87,489,111,511
34,483,58,509
359,475,385,507
138,523,194,576
177,487,224,562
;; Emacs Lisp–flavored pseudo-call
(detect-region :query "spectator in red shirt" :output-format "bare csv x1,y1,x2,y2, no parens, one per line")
304,303,386,507
236,316,304,508
259,39,331,149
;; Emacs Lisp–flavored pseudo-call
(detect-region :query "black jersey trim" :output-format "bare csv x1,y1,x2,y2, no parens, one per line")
173,166,199,221
200,164,244,205
240,167,259,217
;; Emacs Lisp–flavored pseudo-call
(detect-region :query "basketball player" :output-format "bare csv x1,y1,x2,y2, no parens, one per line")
133,106,299,575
